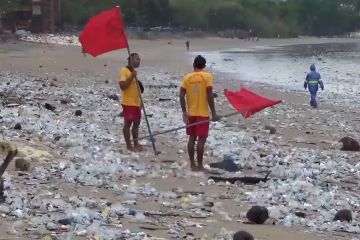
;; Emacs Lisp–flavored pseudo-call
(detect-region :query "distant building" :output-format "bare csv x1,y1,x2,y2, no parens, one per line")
0,0,61,33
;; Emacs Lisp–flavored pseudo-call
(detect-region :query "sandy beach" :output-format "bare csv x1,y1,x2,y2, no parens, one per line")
0,36,359,239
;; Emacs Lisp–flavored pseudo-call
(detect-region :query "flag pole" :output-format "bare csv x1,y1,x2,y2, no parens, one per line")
136,111,241,141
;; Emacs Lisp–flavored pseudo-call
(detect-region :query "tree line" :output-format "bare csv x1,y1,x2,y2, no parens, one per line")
1,0,360,37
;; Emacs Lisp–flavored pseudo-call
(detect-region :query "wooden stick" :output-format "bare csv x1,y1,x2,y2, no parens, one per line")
0,149,18,177
137,111,241,141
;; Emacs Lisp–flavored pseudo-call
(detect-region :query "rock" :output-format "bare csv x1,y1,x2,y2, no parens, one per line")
246,206,269,224
14,123,22,130
233,231,254,240
39,64,43,68
339,137,360,151
334,209,352,222
75,110,82,117
213,93,218,98
15,158,30,171
295,212,306,218
53,77,58,81
209,155,240,172
265,125,276,134
60,98,71,105
44,103,56,111
108,94,119,101
46,222,59,231
50,82,57,87
105,79,109,84
58,217,75,225
54,135,61,141
259,153,267,158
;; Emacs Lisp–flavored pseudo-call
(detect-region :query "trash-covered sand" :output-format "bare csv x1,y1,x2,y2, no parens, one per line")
0,35,359,239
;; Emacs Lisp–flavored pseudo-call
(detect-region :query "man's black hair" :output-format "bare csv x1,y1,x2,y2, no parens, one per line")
193,55,206,69
127,52,139,61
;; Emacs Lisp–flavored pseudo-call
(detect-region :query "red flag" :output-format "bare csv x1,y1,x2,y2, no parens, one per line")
224,88,282,118
79,7,129,57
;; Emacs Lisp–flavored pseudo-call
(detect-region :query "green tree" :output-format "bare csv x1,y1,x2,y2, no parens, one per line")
59,0,360,37
0,0,26,11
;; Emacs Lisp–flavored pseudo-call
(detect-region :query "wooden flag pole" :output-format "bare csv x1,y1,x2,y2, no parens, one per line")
136,111,241,141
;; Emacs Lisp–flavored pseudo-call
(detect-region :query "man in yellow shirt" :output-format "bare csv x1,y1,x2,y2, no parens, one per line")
180,55,220,171
118,53,144,152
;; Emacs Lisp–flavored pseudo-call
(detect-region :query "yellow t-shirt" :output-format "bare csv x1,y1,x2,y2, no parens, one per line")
181,71,213,117
118,67,141,107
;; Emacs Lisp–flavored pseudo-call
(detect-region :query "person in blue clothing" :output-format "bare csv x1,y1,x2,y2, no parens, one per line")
304,64,324,108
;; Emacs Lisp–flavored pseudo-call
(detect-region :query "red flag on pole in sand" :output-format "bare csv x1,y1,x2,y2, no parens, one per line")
224,88,282,118
79,7,159,155
137,88,282,141
79,7,128,57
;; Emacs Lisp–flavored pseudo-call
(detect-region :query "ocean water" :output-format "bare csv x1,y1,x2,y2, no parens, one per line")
202,42,360,99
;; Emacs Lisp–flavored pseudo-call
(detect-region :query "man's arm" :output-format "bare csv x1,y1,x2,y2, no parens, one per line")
304,73,309,89
119,70,137,90
206,87,220,121
180,88,188,123
318,74,324,90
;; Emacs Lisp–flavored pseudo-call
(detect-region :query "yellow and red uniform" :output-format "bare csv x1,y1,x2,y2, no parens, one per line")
118,67,141,121
180,70,213,137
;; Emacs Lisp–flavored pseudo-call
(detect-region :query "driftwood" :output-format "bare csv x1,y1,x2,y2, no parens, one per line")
1,149,18,202
139,226,169,231
147,84,177,89
144,211,180,217
208,172,270,185
0,149,18,177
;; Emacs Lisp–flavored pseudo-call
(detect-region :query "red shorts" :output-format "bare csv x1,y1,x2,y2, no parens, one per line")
186,116,210,138
122,105,141,122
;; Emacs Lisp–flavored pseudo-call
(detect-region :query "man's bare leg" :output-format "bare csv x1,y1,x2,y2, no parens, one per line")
197,137,207,172
188,136,197,171
123,120,134,151
132,120,143,152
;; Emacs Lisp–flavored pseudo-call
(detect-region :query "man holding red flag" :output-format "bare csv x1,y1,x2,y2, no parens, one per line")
80,7,157,154
118,53,144,152
180,55,220,172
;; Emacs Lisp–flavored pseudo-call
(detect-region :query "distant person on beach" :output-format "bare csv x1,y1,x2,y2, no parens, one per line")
180,55,220,172
118,53,144,152
186,40,190,51
304,64,324,108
